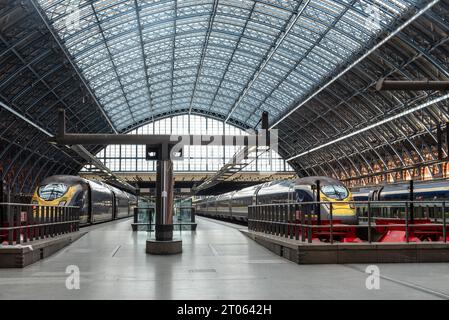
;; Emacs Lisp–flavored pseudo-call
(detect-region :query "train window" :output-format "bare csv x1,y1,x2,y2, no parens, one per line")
38,183,69,201
321,185,349,200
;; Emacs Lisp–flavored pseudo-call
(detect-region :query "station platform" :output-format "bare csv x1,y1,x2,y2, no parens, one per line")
0,217,448,300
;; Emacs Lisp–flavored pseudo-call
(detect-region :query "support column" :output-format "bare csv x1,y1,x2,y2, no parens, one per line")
146,148,182,255
155,160,174,241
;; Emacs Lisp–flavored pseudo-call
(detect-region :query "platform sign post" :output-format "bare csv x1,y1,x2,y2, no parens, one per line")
443,202,446,243
329,203,333,244
446,122,449,157
307,207,312,243
409,180,414,224
0,180,4,229
0,179,3,202
315,180,321,225
405,201,409,243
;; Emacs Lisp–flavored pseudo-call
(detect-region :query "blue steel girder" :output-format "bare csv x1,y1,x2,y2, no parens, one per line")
272,0,440,127
89,2,136,123
169,0,178,114
291,41,434,139
244,0,357,124
284,65,448,164
133,0,155,122
188,0,219,115
224,0,307,123
276,2,448,159
0,35,102,134
29,0,118,133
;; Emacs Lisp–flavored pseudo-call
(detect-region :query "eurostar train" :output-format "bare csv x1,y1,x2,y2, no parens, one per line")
351,179,449,217
193,176,358,225
352,180,449,202
31,175,137,226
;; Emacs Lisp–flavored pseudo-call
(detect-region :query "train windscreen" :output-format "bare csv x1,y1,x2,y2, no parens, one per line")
38,183,69,201
321,185,349,200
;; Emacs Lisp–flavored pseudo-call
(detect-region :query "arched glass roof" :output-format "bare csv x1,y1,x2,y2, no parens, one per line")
37,0,419,132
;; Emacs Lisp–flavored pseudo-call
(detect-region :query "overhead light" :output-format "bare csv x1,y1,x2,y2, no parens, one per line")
287,92,449,162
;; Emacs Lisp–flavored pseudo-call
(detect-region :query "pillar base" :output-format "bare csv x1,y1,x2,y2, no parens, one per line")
146,239,182,255
155,224,174,241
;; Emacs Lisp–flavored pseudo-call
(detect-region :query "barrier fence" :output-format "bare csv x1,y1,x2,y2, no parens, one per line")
0,203,80,245
248,201,448,244
132,206,196,232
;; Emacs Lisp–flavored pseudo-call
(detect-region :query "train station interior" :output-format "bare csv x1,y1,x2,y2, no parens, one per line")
1,0,449,301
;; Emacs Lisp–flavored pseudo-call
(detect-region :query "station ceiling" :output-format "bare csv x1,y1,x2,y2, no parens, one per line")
1,0,449,193
36,0,420,132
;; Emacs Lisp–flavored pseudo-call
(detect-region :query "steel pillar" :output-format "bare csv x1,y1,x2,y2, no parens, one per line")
146,145,182,255
409,179,414,224
155,160,175,241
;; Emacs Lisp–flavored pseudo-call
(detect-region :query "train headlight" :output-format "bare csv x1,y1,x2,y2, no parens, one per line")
58,201,66,206
350,203,355,209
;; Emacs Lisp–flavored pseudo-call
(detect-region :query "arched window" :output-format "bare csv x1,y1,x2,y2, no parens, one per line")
82,115,293,173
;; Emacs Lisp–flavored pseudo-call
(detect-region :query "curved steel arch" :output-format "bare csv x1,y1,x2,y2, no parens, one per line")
34,0,420,131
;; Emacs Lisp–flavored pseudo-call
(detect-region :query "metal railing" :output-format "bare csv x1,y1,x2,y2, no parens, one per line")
248,200,449,244
0,203,80,245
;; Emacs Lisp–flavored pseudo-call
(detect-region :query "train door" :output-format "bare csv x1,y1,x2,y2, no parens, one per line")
368,187,383,201
288,183,295,220
368,187,383,217
229,191,237,218
111,191,117,220
253,184,265,206
87,183,93,224
288,183,295,203
73,184,90,225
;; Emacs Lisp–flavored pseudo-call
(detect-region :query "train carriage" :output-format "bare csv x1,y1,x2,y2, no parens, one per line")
194,176,357,225
32,175,137,226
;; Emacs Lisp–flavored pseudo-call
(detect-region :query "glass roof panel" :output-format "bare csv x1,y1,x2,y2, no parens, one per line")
38,0,420,131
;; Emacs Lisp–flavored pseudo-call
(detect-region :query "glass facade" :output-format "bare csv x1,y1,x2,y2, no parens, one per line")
82,115,293,173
